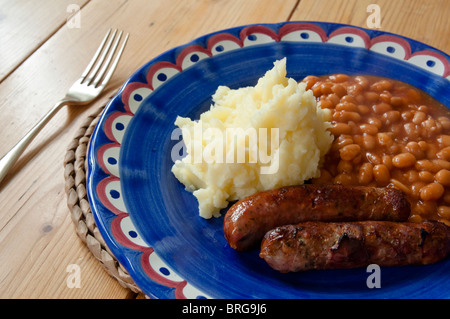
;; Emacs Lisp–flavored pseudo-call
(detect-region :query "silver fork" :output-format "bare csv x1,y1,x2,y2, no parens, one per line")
0,29,129,184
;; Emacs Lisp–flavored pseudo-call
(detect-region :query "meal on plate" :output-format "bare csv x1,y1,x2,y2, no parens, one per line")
171,58,450,272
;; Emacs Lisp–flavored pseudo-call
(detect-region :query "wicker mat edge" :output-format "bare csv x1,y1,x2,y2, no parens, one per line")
63,104,142,294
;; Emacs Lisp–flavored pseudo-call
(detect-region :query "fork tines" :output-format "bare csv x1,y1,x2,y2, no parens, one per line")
81,29,129,88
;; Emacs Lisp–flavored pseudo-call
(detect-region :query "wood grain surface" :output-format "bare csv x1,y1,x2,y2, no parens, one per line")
0,0,448,299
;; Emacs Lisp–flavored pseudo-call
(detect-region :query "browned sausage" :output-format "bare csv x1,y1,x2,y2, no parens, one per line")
223,184,410,251
259,220,450,272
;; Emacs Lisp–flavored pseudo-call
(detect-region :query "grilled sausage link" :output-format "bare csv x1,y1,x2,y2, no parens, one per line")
259,220,450,272
223,184,411,251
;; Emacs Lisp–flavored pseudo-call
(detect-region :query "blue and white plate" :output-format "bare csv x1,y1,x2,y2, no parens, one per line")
86,22,450,299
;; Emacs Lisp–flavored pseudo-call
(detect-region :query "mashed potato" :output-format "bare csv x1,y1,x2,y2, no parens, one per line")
171,58,333,219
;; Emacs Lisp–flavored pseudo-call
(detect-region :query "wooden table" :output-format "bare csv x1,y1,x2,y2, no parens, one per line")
0,0,448,299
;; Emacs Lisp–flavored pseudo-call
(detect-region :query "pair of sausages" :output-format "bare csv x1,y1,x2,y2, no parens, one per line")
223,184,450,272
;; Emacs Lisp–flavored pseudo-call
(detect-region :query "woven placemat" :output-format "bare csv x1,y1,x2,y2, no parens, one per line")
63,104,142,294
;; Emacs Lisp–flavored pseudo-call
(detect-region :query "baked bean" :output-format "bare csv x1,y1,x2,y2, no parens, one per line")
411,182,426,198
412,111,427,124
366,152,381,165
359,123,378,135
361,134,376,150
379,91,392,103
414,201,438,217
312,84,323,96
302,75,319,90
367,117,382,129
401,110,413,121
334,173,354,185
390,169,403,182
355,94,365,104
415,159,440,173
339,144,361,161
332,135,353,151
423,118,437,130
333,111,361,122
404,169,419,183
388,123,403,136
320,82,333,95
352,134,363,145
329,74,349,83
437,206,450,219
382,155,393,170
420,182,444,201
370,79,393,92
364,91,379,103
419,171,434,183
347,83,364,95
437,146,450,161
438,116,450,130
390,96,406,107
351,153,362,165
327,93,340,106
406,141,425,159
373,102,391,114
392,152,416,168
443,192,450,204
435,169,450,186
408,214,423,223
382,110,400,125
418,105,429,113
318,99,333,109
373,164,390,185
418,141,428,151
377,132,393,146
329,123,352,135
432,159,450,171
335,102,357,112
357,163,373,184
357,104,370,114
354,76,369,88
349,122,359,135
404,123,420,140
407,88,421,101
422,119,441,137
426,143,439,159
388,143,402,155
337,160,353,174
341,95,356,104
331,84,347,97
437,135,450,147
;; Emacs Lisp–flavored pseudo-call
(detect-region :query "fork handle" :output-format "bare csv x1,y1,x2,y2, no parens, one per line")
0,99,69,184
